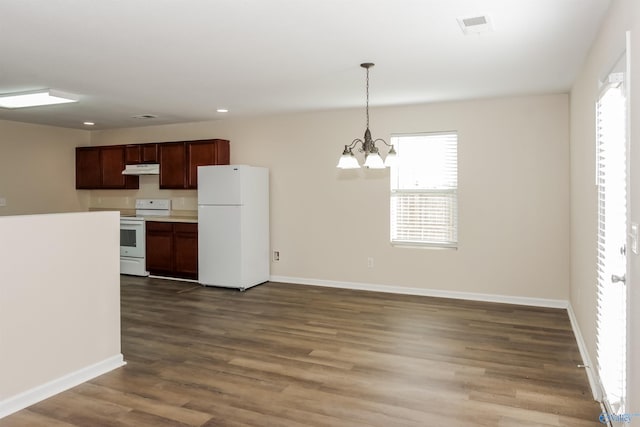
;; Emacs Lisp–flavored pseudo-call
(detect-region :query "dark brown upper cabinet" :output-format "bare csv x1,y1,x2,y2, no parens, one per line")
186,139,230,189
76,147,102,189
158,142,188,189
76,139,229,190
160,139,230,189
76,146,139,189
125,143,158,164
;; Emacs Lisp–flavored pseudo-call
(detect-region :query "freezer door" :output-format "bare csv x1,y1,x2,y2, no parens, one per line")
198,205,242,287
198,165,244,205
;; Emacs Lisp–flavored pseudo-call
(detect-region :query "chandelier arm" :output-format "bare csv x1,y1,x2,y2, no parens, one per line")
373,138,392,147
347,138,364,149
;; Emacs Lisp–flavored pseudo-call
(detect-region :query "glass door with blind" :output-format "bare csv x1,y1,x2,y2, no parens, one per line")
595,55,628,416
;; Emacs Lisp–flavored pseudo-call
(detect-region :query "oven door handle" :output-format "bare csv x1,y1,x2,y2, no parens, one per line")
120,220,144,227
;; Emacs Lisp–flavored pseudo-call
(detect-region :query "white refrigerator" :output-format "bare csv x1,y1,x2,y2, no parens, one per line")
198,165,270,290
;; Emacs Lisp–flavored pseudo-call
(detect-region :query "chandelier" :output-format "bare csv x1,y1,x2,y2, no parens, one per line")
336,63,396,169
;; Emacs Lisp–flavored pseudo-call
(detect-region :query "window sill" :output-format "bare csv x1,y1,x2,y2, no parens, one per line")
390,242,458,250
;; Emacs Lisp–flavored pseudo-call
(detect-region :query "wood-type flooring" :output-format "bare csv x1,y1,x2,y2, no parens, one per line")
1,277,603,426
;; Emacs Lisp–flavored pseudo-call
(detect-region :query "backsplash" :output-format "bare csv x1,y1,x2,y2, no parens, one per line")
87,175,198,214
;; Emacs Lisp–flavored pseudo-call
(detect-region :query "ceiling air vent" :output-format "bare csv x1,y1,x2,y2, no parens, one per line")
457,15,492,35
132,114,158,120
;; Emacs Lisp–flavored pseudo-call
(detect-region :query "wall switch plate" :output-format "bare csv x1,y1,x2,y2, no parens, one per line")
273,251,280,262
0,197,6,207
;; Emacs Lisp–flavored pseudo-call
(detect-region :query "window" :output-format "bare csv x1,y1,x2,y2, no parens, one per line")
390,132,458,248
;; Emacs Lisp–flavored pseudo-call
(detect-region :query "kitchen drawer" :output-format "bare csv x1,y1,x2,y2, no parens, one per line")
146,221,173,232
174,223,198,234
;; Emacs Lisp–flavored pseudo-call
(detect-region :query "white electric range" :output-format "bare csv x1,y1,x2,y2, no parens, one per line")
120,199,171,276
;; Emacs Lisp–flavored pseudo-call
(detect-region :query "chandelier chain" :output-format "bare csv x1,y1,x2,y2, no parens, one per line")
365,66,370,129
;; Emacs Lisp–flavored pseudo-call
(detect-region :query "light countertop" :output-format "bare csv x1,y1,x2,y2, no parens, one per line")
143,215,198,223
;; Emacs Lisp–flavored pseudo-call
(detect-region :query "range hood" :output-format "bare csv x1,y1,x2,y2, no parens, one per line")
122,164,160,175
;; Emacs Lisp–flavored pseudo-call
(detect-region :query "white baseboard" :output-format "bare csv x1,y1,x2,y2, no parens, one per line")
0,354,126,419
269,275,569,308
149,274,199,284
567,303,602,401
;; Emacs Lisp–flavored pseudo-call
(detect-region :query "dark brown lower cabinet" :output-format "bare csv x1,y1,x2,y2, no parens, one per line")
174,224,199,277
146,221,198,279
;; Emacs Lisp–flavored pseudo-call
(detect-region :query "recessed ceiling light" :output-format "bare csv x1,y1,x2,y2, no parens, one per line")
83,121,95,126
216,108,229,113
0,89,78,109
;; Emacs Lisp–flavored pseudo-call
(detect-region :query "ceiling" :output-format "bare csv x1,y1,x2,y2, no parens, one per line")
0,0,611,130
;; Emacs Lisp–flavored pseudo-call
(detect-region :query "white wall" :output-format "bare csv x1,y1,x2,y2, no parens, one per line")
91,93,570,302
570,0,640,420
0,120,90,215
0,211,123,417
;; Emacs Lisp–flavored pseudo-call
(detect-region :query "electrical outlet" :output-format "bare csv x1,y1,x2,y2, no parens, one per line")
273,251,280,262
367,257,374,268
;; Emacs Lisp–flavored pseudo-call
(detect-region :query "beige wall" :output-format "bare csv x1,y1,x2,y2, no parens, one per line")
0,211,123,416
0,120,90,215
91,93,570,301
570,0,640,419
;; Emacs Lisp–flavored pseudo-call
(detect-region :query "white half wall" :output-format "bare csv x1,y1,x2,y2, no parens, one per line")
0,211,123,417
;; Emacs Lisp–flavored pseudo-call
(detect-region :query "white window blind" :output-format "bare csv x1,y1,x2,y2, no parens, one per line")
390,132,458,248
595,79,627,414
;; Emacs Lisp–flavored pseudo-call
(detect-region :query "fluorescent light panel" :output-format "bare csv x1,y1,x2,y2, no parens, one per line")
457,15,492,35
0,89,78,109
